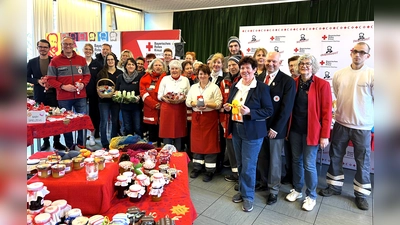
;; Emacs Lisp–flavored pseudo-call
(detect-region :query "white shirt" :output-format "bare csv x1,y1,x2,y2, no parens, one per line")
185,81,222,112
333,65,374,130
211,70,223,84
232,78,257,122
157,75,190,100
264,70,279,85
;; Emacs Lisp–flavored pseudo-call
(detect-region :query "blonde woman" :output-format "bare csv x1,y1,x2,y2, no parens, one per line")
117,49,134,71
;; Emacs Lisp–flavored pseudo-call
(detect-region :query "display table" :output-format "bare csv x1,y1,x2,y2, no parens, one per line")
27,115,94,153
27,151,197,225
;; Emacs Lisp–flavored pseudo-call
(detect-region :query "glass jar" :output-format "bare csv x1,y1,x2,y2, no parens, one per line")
94,157,105,170
51,164,66,178
127,184,143,203
158,164,169,174
135,174,150,193
103,155,113,163
51,199,71,222
167,168,177,179
88,215,104,225
34,213,51,225
112,213,130,225
71,216,89,225
65,208,82,225
109,149,120,162
118,161,133,175
37,164,51,178
122,171,134,187
72,157,84,170
85,158,98,181
149,173,165,202
47,154,61,161
115,175,128,199
44,205,60,224
60,160,72,173
27,182,50,213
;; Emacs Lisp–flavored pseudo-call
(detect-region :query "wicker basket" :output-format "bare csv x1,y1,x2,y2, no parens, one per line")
96,78,115,98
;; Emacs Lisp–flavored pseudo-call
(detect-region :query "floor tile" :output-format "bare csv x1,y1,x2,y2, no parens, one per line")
193,215,227,225
189,185,224,215
252,208,313,225
321,193,373,216
315,204,372,225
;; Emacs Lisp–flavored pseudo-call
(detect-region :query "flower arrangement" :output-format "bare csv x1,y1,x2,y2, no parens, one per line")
130,157,143,175
112,90,140,104
163,91,186,104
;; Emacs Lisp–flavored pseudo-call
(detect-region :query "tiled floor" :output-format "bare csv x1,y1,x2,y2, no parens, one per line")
27,139,374,225
188,162,374,225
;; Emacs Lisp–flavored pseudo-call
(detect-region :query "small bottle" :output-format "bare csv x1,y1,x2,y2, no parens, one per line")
34,213,51,225
115,175,128,199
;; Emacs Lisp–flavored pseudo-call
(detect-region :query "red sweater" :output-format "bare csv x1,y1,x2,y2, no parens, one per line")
47,51,90,100
139,72,166,124
289,75,332,145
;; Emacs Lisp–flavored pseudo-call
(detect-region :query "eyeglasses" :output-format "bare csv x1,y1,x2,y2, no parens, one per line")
351,50,369,55
62,43,74,46
299,62,312,67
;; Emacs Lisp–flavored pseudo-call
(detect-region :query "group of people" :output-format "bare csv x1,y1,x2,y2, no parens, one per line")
28,35,373,213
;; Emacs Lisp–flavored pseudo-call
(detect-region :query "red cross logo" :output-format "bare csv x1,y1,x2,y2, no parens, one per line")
320,60,325,65
270,36,275,41
247,48,251,52
322,35,327,40
146,42,153,51
294,48,299,52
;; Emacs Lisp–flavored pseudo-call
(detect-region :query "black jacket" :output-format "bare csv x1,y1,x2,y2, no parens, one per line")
27,56,53,102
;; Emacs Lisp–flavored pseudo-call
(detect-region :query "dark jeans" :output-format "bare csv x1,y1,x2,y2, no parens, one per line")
121,107,142,138
99,102,120,148
88,96,100,137
58,98,87,148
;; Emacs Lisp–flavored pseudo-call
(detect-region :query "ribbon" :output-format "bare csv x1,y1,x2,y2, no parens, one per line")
102,216,110,225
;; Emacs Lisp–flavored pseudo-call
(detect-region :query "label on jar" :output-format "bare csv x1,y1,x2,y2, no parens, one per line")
38,171,42,176
65,166,71,172
59,170,65,176
80,162,84,168
47,170,51,175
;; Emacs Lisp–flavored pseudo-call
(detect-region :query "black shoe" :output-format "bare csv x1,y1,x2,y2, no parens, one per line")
267,193,278,205
319,187,341,197
224,174,238,182
223,160,230,168
190,169,201,178
255,183,269,192
355,197,369,210
40,141,50,151
53,142,68,151
234,183,239,191
202,172,214,182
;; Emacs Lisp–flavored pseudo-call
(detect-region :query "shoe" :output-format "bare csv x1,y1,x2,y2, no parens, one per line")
53,142,68,151
202,172,214,182
234,183,239,191
40,141,50,151
190,169,201,178
223,160,230,168
232,193,243,203
319,187,341,197
242,200,253,212
267,193,278,205
88,136,96,146
355,197,369,210
224,174,238,182
286,189,303,202
255,183,268,192
302,196,316,211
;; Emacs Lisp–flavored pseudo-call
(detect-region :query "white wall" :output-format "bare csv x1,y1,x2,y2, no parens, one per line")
144,12,173,30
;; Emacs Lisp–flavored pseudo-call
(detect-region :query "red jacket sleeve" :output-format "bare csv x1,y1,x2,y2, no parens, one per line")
319,81,332,139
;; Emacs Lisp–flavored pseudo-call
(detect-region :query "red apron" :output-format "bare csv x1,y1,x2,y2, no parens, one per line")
159,102,187,138
191,110,220,154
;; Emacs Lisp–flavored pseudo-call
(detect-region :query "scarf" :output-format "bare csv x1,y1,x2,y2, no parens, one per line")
123,70,138,83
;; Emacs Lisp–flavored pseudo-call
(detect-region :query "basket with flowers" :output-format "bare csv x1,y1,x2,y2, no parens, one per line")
163,91,186,104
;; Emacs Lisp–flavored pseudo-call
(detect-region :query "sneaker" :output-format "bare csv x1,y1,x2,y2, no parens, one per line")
242,200,253,212
224,174,238,182
202,172,214,182
286,189,303,202
88,136,96,146
302,196,316,211
190,169,201,178
232,193,243,203
319,187,341,197
355,197,369,210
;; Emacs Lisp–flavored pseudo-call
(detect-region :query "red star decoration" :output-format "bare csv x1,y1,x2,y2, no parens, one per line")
320,60,325,65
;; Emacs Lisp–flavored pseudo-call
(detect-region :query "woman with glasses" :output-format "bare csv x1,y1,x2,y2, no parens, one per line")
96,52,123,150
285,54,332,211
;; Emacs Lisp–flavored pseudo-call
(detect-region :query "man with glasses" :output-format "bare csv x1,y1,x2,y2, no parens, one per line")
47,36,91,150
319,42,374,211
256,51,296,205
27,39,67,151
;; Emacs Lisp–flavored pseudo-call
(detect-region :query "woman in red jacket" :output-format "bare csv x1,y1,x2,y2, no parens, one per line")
285,54,332,212
139,58,167,146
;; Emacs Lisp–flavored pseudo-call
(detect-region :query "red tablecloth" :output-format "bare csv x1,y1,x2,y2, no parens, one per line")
27,152,197,225
27,115,94,146
28,152,119,215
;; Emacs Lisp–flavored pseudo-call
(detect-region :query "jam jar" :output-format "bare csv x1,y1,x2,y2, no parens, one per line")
94,157,105,170
65,208,83,224
37,164,51,178
123,171,134,187
109,149,120,162
71,216,89,225
167,168,177,179
119,161,133,175
158,164,169,174
60,160,72,173
51,199,71,222
115,175,128,199
34,212,51,225
27,182,50,214
127,184,143,203
44,205,60,224
51,164,66,178
88,214,104,225
72,157,84,170
135,174,150,193
149,173,166,202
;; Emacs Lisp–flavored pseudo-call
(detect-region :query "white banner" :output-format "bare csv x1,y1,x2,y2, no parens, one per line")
240,21,374,173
